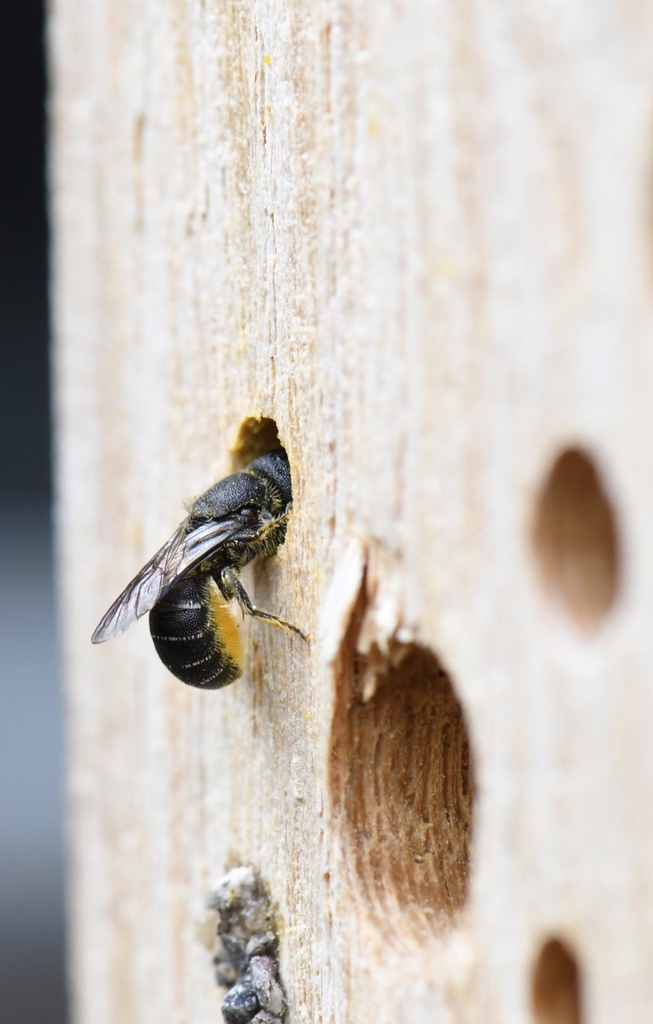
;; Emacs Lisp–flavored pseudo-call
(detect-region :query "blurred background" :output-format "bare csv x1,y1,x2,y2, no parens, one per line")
0,2,67,1021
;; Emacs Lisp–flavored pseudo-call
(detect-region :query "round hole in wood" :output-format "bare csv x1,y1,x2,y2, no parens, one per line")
330,632,474,929
232,417,282,468
532,448,620,632
531,938,583,1024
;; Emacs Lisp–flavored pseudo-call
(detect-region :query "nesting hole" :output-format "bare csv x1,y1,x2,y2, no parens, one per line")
232,417,282,468
531,938,583,1024
532,447,621,632
330,598,474,929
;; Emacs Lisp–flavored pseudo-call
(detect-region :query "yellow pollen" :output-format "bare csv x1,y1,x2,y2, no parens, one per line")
209,585,243,667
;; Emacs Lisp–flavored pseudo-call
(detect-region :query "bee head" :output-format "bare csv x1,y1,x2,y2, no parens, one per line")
248,449,292,508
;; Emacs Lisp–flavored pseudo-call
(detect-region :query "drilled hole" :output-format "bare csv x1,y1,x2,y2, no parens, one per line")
330,594,474,929
532,938,583,1024
532,447,621,631
232,417,282,468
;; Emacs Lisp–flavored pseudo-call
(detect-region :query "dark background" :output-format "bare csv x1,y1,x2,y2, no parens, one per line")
0,2,67,1021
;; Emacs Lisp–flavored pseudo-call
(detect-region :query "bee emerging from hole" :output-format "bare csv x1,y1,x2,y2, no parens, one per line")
91,449,306,688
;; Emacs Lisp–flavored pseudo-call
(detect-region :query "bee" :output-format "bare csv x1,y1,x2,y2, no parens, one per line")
91,449,306,688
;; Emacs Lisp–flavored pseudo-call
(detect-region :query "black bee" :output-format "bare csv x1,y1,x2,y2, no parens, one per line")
91,449,306,688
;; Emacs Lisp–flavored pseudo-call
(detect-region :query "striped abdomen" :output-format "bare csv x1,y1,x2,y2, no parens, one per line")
149,576,243,688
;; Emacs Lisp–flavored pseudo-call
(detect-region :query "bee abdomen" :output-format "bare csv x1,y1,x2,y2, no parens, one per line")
149,576,242,689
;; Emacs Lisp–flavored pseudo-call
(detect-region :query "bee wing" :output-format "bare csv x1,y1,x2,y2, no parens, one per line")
91,514,249,644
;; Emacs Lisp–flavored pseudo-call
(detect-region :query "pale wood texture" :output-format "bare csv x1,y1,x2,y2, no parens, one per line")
51,1,653,1022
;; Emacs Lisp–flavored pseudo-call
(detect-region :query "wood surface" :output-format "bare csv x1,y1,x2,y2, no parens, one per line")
50,1,653,1022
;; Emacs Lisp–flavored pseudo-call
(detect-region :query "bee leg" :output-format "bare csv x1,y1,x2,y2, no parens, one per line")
219,566,308,641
